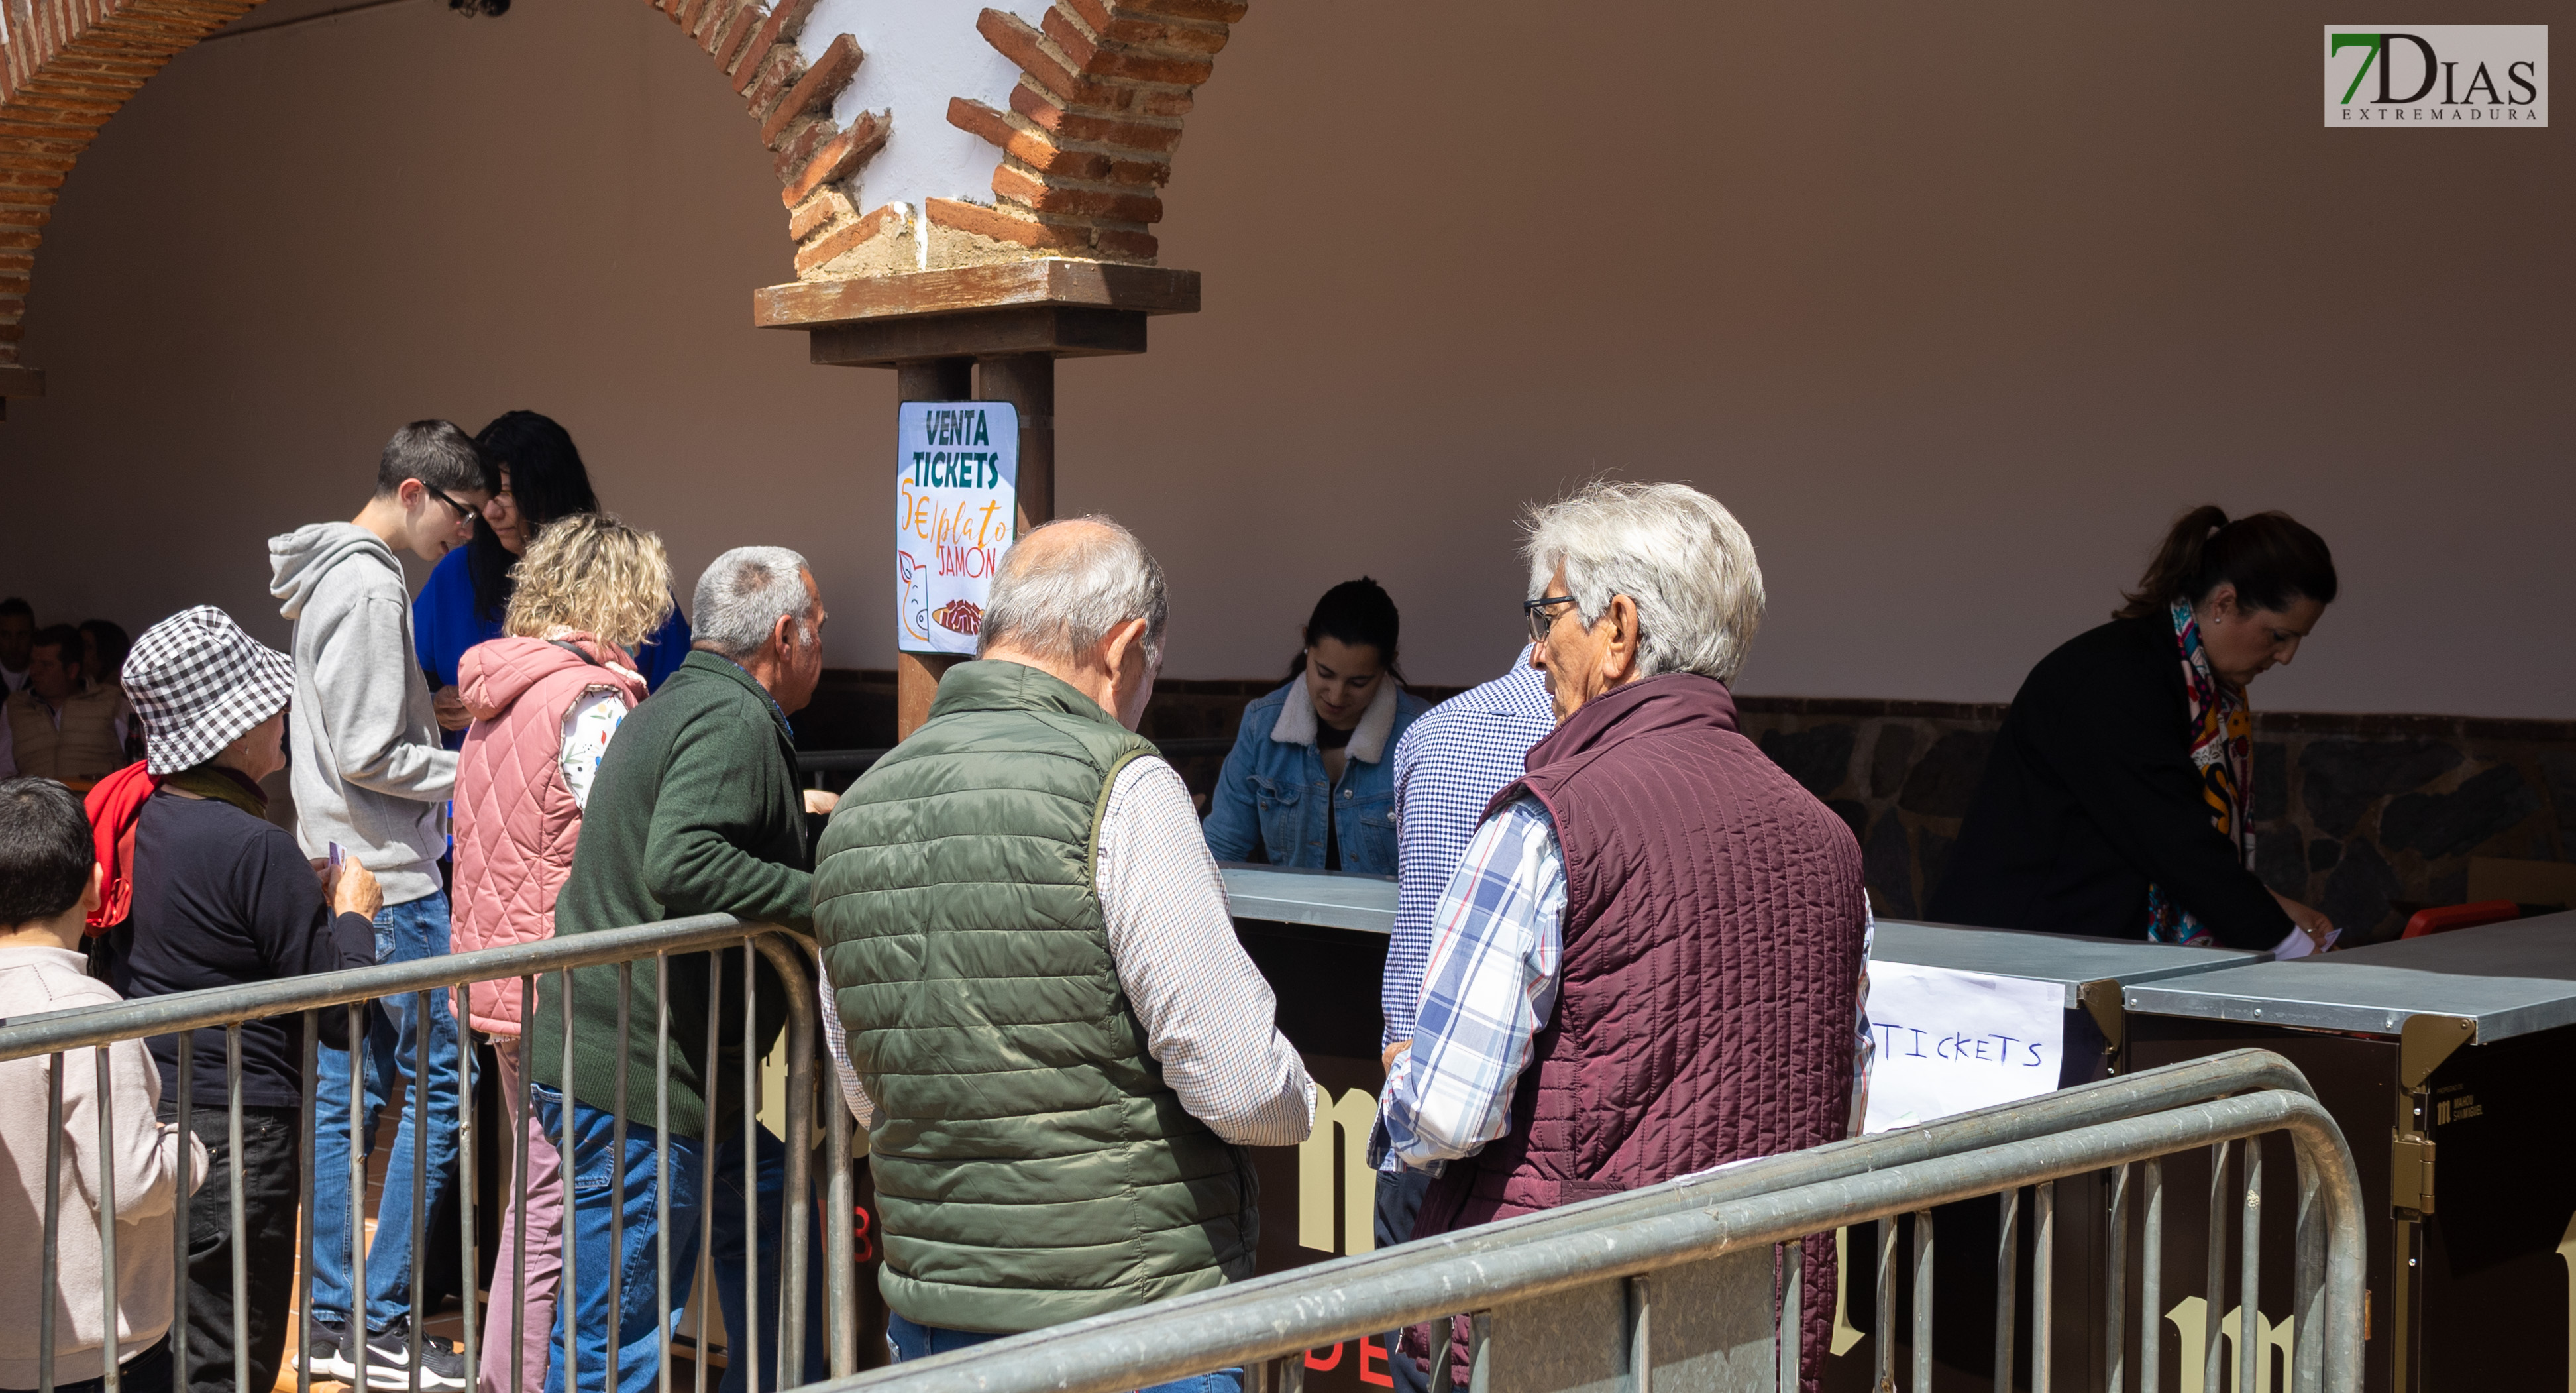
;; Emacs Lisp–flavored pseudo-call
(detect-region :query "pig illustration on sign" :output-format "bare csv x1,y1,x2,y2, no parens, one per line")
898,550,930,645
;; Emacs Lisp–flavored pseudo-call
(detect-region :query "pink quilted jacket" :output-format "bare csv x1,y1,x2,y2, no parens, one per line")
451,634,647,1036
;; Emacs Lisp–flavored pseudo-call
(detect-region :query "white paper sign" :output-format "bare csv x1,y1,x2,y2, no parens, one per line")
895,401,1019,655
1860,961,2065,1134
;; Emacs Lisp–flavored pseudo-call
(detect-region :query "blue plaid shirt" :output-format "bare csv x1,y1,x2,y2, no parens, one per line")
1383,650,1557,1050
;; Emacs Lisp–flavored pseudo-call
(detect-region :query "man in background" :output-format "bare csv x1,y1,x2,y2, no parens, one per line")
268,419,486,1389
3,623,132,785
1368,643,1555,1392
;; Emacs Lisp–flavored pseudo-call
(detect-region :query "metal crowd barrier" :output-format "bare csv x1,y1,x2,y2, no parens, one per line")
806,1050,2362,1393
0,914,853,1393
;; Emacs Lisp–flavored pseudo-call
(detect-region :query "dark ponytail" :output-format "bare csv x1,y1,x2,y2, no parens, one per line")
2116,506,2339,621
1283,577,1405,685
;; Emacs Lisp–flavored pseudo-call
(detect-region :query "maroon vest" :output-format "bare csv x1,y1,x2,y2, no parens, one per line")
1411,674,1866,1374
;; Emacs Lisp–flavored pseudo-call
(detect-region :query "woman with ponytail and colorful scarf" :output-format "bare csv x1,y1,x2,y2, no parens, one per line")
1931,507,2340,953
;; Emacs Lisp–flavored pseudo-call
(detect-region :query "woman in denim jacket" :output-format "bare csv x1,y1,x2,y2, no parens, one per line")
1204,578,1428,874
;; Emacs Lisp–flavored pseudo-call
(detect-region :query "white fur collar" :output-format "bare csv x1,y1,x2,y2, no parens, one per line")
1271,675,1401,764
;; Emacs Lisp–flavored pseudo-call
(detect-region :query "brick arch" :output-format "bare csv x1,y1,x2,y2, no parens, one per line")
0,0,883,399
784,0,1242,278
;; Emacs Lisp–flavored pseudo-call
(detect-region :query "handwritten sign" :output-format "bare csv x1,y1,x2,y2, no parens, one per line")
1860,961,2064,1134
896,401,1018,655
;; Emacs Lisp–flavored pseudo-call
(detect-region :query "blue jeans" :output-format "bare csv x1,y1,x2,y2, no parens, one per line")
305,890,462,1333
889,1313,1242,1393
533,1084,827,1393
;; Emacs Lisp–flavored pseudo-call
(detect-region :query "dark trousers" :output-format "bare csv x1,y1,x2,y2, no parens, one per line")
160,1100,301,1393
1373,1168,1434,1393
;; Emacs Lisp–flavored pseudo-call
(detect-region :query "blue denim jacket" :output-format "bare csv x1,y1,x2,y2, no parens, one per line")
1203,677,1428,875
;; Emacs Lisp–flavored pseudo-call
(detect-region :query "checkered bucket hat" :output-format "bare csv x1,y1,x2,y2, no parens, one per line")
123,606,296,775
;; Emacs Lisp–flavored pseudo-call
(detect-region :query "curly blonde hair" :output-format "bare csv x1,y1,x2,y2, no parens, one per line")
504,512,675,655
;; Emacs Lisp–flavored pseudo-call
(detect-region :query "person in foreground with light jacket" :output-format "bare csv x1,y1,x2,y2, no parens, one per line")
0,777,207,1393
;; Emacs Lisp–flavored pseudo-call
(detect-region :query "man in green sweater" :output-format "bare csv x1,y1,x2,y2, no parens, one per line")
528,545,833,1393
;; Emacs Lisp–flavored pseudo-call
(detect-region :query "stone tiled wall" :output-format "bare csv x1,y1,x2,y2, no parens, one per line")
1739,700,2576,944
804,672,2575,944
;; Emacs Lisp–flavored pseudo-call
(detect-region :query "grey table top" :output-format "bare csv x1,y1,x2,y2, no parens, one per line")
2123,910,2576,1041
1222,865,1399,935
1870,920,2271,1009
1213,875,2281,1015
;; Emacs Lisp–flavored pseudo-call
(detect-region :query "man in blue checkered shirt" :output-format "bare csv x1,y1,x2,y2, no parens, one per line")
1368,644,1554,1392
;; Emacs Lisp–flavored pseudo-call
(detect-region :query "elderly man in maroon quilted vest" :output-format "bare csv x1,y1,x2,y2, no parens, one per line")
1373,480,1871,1382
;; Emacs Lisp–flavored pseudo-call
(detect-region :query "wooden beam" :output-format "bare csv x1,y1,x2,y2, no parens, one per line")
755,260,1199,329
808,305,1146,368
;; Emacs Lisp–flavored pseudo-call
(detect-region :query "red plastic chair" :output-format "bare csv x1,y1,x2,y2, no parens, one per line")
2400,900,2520,939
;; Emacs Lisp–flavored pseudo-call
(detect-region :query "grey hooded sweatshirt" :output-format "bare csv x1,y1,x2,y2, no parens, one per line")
269,522,455,906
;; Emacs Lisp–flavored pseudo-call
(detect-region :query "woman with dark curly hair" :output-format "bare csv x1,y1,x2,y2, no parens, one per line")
1932,506,2340,952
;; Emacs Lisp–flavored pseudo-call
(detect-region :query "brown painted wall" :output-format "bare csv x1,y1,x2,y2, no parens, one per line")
1,0,2569,722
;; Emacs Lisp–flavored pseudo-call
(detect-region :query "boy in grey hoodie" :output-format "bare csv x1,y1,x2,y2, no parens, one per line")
267,419,487,1390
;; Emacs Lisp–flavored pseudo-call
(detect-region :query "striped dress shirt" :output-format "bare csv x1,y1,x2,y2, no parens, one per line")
821,754,1316,1148
1383,650,1558,1050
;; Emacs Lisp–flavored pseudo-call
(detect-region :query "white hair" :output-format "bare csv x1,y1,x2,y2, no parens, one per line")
1523,481,1765,684
692,545,814,659
979,516,1169,667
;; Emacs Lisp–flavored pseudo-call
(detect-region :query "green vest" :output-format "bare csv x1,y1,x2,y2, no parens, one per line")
811,660,1258,1335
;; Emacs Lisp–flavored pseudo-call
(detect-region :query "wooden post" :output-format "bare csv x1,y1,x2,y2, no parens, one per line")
894,357,973,738
977,354,1055,533
755,262,1200,743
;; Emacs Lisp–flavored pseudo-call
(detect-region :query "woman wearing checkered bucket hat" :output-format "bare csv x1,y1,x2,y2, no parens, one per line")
88,606,384,1393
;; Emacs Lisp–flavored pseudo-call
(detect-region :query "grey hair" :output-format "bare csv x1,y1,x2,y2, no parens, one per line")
979,516,1169,668
692,545,814,659
1523,480,1765,684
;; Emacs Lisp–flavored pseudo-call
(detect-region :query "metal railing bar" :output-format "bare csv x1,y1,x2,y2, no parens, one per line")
297,1015,317,1393
695,962,718,1393
96,1046,120,1393
2202,1141,2227,1393
1872,1217,1894,1391
612,962,632,1393
2239,1141,2262,1393
1467,1311,1490,1393
559,970,578,1393
512,976,533,1393
346,1001,368,1393
0,915,776,1062
2292,1144,2326,1393
2141,1157,2163,1393
742,940,761,1393
657,952,675,1393
810,1088,2363,1393
772,936,820,1392
409,989,429,1393
1627,1272,1652,1393
1910,1208,1931,1393
2033,1181,2053,1393
1771,1245,1794,1393
2106,1162,2129,1393
826,1000,856,1382
41,1053,61,1393
1992,1188,2016,1393
228,1027,248,1393
172,1034,191,1393
456,999,477,1393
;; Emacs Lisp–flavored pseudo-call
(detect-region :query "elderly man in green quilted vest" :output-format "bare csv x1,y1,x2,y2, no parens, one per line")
813,517,1315,1386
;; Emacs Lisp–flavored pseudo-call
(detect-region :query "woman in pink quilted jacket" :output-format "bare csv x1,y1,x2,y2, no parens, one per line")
451,513,672,1393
